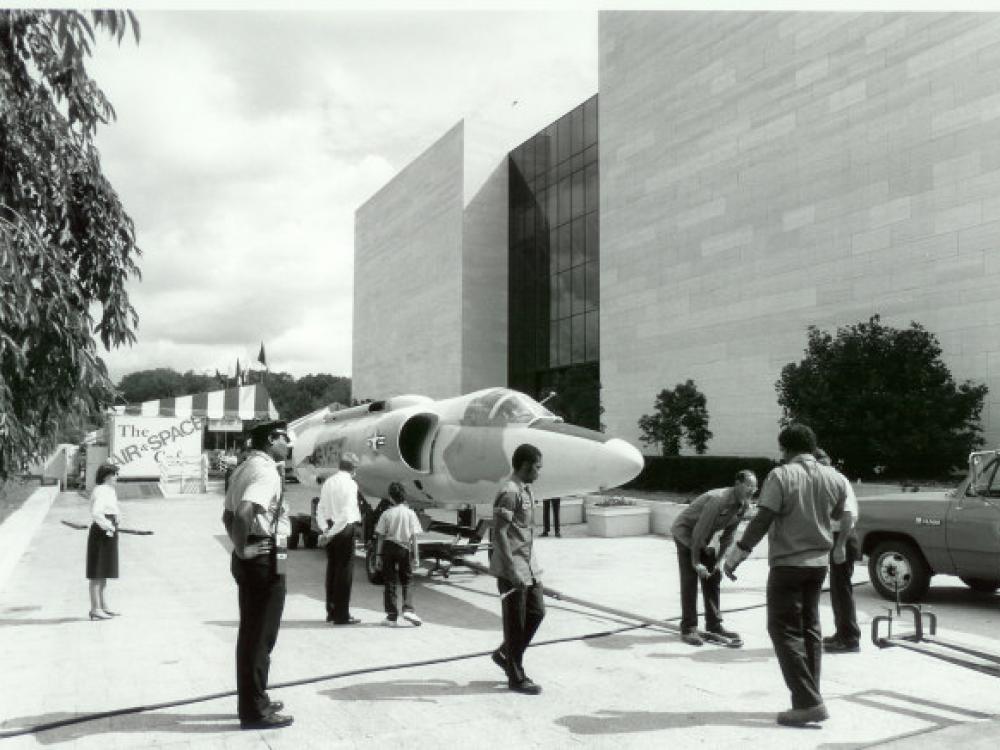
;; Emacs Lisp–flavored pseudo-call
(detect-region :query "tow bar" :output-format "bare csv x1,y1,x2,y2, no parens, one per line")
871,574,1000,678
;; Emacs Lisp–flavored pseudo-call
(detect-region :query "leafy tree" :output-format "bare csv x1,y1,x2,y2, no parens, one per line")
637,380,713,456
0,10,141,479
776,315,988,478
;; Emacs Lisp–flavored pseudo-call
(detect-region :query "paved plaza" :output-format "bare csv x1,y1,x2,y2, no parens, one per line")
1,486,998,749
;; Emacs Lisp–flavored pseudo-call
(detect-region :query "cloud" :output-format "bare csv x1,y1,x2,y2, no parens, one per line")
88,10,597,383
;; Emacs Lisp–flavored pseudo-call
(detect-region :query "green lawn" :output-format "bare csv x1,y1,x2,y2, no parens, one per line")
0,478,42,526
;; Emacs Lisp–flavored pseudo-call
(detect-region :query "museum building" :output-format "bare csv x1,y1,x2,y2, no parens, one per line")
354,12,1000,456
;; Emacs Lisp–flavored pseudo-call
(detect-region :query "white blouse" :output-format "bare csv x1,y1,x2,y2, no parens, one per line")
90,484,121,529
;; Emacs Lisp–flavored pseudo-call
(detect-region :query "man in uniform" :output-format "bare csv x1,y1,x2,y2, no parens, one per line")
671,469,758,646
223,420,293,730
724,424,851,727
489,443,545,695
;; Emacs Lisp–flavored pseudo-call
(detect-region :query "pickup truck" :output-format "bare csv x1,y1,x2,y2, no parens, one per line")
855,449,1000,602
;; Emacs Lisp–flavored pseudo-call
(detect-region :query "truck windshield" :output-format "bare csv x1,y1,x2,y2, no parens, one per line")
969,454,1000,496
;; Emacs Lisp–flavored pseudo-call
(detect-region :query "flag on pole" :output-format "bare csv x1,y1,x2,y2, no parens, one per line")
257,342,268,369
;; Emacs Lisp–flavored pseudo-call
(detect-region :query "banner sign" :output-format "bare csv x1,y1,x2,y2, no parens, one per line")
208,417,243,432
109,415,205,478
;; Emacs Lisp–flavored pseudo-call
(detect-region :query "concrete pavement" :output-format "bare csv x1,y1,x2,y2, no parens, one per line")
1,487,998,749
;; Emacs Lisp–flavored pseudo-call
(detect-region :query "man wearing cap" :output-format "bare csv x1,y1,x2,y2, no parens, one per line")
317,453,363,625
223,420,293,730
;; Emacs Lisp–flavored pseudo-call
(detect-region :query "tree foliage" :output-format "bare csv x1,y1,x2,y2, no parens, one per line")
115,368,352,424
0,10,141,478
776,316,988,478
637,380,713,456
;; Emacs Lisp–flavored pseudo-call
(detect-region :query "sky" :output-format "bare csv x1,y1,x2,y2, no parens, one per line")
84,7,599,383
73,0,969,384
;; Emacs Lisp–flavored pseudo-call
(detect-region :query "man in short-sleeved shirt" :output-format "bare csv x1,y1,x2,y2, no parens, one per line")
671,470,757,645
374,482,423,626
815,448,860,652
224,420,293,731
724,423,850,728
489,443,545,695
317,453,362,624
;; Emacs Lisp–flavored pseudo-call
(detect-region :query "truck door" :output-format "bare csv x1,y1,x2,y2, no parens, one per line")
946,456,1000,581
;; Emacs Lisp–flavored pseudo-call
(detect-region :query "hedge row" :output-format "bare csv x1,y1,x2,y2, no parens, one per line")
625,455,779,493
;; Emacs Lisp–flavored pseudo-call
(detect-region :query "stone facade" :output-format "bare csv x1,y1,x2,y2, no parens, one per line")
599,12,1000,455
353,122,508,400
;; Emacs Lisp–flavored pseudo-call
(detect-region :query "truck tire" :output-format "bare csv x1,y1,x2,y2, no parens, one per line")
366,544,384,585
868,540,931,603
960,577,1000,593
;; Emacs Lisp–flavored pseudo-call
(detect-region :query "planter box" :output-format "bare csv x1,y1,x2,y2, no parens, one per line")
586,504,651,537
651,502,686,535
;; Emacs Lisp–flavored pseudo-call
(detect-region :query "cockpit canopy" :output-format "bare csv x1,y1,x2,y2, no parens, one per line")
460,388,560,427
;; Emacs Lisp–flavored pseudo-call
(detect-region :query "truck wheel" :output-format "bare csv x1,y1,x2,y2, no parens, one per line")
960,577,1000,593
366,544,384,585
868,540,931,602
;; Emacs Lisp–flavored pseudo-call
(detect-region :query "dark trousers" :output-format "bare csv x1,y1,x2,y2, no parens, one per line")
382,540,414,619
325,525,356,622
497,577,546,681
767,566,827,709
231,553,286,721
542,498,561,534
675,541,722,632
829,532,861,644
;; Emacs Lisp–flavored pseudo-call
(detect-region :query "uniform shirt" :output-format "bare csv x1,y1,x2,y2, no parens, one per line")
375,503,422,548
224,451,290,538
317,470,361,537
489,476,543,585
90,484,121,531
830,470,859,533
671,487,748,568
757,454,848,568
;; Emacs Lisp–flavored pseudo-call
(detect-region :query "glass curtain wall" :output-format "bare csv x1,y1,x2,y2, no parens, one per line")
508,95,600,429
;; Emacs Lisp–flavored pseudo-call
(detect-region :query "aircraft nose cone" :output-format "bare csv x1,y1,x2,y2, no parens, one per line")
598,438,645,489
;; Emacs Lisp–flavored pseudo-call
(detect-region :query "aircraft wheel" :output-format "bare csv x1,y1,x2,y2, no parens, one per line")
366,544,384,585
868,540,931,602
960,577,1000,593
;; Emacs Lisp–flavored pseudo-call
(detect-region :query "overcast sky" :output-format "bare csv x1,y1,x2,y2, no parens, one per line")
85,8,598,383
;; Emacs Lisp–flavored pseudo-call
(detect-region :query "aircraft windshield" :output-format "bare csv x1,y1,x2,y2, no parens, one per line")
461,389,557,427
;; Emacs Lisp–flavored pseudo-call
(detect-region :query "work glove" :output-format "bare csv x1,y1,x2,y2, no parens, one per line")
694,563,712,580
723,543,750,581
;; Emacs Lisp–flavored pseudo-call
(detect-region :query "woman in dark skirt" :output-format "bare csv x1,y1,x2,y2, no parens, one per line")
87,462,122,620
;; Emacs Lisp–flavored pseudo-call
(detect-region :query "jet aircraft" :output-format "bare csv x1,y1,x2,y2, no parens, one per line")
287,387,644,509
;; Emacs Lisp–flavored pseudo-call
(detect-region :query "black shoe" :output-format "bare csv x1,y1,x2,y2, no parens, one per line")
491,647,512,676
332,616,361,625
821,635,838,646
824,638,860,653
554,531,561,537
508,676,542,695
776,703,828,726
240,713,294,730
540,531,549,537
264,701,284,715
325,613,335,622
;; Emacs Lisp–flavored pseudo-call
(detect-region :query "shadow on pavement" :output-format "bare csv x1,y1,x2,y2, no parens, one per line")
556,708,786,735
0,617,86,627
648,646,774,663
319,678,507,703
0,712,236,745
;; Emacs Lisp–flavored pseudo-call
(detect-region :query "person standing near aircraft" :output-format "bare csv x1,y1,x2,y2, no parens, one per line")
317,452,362,625
671,470,757,647
490,443,546,695
223,420,293,730
86,462,122,620
374,481,423,627
724,424,850,728
814,448,861,653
